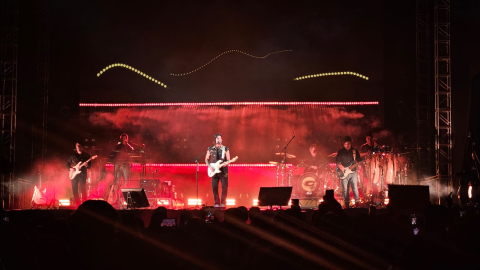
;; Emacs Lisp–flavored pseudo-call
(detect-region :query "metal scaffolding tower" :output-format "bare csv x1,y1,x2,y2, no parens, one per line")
32,0,49,181
0,0,18,209
416,0,433,178
434,0,452,197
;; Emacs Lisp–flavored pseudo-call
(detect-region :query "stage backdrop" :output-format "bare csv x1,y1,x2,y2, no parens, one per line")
81,103,382,163
74,103,383,206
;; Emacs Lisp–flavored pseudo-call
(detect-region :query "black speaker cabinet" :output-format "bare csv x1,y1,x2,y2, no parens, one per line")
258,187,293,207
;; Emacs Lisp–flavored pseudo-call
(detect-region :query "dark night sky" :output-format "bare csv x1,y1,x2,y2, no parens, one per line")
46,0,384,103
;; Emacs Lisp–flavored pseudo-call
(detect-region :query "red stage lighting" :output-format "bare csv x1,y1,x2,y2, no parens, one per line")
80,101,379,107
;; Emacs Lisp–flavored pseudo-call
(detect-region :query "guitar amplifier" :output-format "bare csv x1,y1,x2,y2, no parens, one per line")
140,179,161,197
140,179,173,198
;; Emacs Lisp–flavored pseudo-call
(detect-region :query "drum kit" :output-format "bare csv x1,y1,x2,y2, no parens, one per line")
269,145,413,204
361,146,412,202
269,152,341,199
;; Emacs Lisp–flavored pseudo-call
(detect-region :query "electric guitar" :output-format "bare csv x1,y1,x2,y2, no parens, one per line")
31,186,48,206
208,156,238,177
336,160,366,180
69,155,98,180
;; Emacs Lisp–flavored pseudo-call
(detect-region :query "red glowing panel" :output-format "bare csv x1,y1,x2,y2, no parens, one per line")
79,101,379,107
104,163,295,167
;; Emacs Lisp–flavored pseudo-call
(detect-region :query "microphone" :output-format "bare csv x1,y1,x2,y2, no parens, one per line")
127,142,135,150
292,131,295,138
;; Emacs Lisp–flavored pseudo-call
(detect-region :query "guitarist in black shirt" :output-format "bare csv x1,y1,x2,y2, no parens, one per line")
66,141,92,206
336,136,362,208
205,133,231,208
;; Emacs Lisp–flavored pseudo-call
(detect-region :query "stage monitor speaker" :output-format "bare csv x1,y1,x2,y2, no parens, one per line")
121,188,150,209
388,185,430,213
258,187,293,207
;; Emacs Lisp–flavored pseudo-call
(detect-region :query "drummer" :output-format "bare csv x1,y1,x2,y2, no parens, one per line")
360,135,379,157
304,144,322,174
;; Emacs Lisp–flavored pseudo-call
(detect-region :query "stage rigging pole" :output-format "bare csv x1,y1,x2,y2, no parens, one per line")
434,0,452,203
416,0,433,179
0,0,18,210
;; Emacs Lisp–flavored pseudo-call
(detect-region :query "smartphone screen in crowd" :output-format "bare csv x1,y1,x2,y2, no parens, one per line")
161,218,177,227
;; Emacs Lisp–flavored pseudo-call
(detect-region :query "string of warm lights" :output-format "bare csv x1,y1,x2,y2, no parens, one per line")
170,49,292,76
294,71,369,81
97,63,168,88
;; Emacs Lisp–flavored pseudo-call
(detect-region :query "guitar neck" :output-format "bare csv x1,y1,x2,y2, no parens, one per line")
78,156,96,169
220,157,238,167
349,163,359,170
348,160,365,170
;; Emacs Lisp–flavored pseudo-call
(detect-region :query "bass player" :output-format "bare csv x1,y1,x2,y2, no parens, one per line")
205,133,231,208
336,136,362,208
66,141,92,206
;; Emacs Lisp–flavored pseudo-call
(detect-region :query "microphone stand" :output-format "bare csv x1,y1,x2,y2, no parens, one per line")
193,151,206,208
280,133,295,186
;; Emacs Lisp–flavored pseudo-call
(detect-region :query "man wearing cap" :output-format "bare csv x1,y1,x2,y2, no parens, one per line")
336,136,362,208
205,134,231,207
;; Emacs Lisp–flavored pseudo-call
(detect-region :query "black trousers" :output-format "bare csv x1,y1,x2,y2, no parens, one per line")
212,175,228,205
71,173,87,206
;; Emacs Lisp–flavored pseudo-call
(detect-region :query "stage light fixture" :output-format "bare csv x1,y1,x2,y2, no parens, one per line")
80,101,379,107
187,199,202,206
253,199,258,206
226,199,236,206
157,199,170,205
59,199,70,206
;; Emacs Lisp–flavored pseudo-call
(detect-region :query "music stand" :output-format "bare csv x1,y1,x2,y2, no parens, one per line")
121,188,150,209
258,187,293,208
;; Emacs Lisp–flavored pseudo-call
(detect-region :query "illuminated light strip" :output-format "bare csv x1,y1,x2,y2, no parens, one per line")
59,199,71,206
97,63,168,88
79,101,379,107
170,49,292,76
187,199,202,206
105,163,295,167
294,71,369,81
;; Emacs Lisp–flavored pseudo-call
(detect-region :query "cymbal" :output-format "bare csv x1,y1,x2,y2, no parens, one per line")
269,161,280,166
275,152,296,158
326,152,337,158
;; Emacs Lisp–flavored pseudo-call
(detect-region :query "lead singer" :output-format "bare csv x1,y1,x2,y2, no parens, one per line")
205,133,231,207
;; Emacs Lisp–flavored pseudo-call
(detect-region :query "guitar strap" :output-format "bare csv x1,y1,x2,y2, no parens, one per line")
221,146,226,160
353,149,356,162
